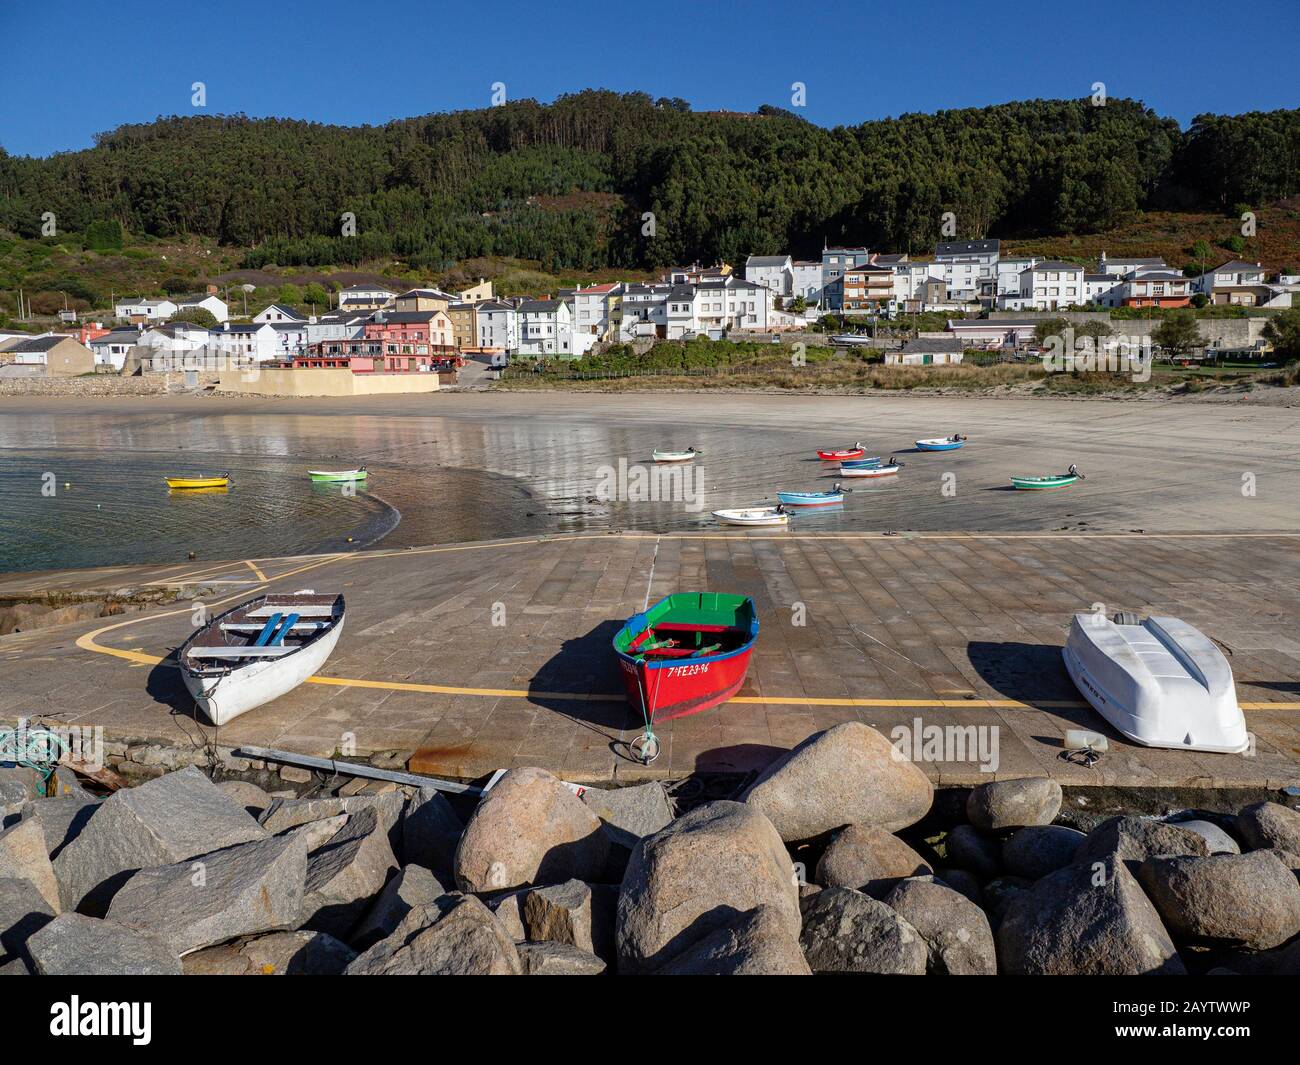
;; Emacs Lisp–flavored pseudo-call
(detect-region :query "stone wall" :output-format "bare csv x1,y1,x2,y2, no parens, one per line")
0,374,175,397
986,311,1269,346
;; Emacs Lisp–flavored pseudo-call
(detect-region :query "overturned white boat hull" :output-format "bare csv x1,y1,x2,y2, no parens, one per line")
1062,613,1249,754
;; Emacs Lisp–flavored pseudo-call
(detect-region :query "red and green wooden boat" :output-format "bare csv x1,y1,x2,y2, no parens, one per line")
613,592,758,762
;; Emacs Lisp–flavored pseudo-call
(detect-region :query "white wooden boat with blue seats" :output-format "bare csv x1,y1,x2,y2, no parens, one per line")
652,447,701,463
1062,611,1249,753
839,456,882,469
180,590,345,726
776,484,850,509
838,458,903,478
712,505,789,527
915,434,967,451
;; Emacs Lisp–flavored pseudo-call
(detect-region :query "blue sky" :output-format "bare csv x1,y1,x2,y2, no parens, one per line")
2,0,1297,158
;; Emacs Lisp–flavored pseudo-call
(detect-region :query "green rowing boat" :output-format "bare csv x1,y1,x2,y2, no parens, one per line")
308,467,367,482
1011,465,1084,490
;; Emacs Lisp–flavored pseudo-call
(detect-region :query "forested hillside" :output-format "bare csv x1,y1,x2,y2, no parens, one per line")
0,92,1297,273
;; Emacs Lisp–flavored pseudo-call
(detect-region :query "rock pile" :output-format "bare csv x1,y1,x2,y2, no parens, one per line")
3,733,1298,975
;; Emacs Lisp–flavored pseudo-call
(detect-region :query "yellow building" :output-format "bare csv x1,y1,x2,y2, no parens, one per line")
459,278,493,302
447,302,479,350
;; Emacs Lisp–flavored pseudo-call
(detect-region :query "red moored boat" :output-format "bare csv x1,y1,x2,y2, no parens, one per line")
613,593,758,761
816,442,865,461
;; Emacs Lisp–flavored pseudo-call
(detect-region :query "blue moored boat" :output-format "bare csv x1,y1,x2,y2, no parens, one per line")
915,435,967,452
840,456,883,469
776,484,850,509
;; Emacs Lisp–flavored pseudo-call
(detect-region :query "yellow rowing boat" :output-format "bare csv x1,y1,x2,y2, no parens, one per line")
166,474,230,490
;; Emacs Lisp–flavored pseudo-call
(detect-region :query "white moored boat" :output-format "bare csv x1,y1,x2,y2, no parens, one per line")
652,447,701,463
1062,612,1249,753
180,590,345,726
712,506,789,527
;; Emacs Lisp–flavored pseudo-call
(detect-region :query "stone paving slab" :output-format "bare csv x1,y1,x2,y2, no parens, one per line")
1,532,1298,791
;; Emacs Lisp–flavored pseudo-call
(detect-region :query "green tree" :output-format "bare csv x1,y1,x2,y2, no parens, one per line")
1034,317,1070,345
1153,310,1200,357
277,283,303,305
302,282,329,308
170,307,219,329
1262,307,1300,362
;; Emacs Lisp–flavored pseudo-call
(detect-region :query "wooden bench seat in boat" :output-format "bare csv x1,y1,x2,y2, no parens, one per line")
186,645,299,659
246,604,336,618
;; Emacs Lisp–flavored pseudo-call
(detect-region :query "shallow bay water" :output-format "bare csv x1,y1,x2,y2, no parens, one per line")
1,391,1296,574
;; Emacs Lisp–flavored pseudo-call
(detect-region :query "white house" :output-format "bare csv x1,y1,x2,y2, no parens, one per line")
175,293,229,323
88,328,141,370
116,297,177,322
476,300,520,353
572,282,621,340
337,285,396,312
885,337,965,366
254,303,306,324
1194,260,1270,305
935,239,999,303
790,260,824,304
517,299,572,357
619,283,671,339
891,265,956,313
270,321,311,358
663,277,771,338
996,257,1038,300
135,323,211,368
744,255,793,296
1083,272,1122,307
212,322,279,363
1015,261,1086,310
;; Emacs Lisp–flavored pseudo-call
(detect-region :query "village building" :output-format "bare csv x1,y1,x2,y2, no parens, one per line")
0,334,96,375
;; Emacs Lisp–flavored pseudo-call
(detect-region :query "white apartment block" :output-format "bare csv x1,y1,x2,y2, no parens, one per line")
744,255,793,296
476,300,520,352
572,282,621,339
790,260,824,304
517,299,572,356
619,283,671,339
1010,261,1085,310
665,277,771,338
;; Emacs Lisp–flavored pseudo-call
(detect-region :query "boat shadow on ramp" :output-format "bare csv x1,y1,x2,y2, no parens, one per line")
966,639,1127,747
527,621,641,751
145,651,208,722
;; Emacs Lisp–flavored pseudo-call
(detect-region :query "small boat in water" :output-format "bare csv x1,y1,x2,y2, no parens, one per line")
777,484,849,508
712,506,789,527
166,474,230,490
1011,464,1084,490
180,590,345,726
838,459,903,478
652,447,701,463
816,443,865,461
840,456,883,469
1063,612,1249,753
308,467,367,482
915,435,967,451
614,592,759,761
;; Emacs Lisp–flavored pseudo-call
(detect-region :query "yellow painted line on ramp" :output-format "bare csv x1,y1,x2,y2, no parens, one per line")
69,534,1300,712
243,560,268,583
